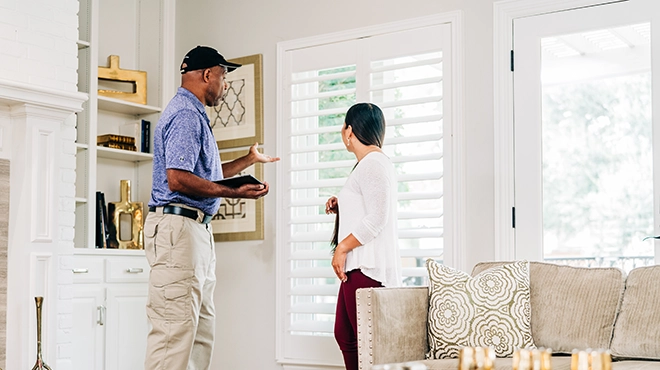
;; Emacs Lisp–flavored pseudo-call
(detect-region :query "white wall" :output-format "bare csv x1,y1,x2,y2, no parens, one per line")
0,0,82,369
176,1,496,369
0,0,79,92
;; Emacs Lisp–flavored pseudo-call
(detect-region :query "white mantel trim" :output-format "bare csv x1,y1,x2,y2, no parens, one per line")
0,78,87,113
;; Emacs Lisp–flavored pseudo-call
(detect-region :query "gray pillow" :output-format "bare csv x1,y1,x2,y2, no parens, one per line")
610,265,660,360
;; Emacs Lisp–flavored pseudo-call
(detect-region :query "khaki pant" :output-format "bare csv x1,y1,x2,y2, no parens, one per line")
143,206,216,370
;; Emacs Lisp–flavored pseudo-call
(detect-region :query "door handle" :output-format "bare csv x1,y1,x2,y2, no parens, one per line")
97,305,106,326
126,267,144,274
642,235,660,241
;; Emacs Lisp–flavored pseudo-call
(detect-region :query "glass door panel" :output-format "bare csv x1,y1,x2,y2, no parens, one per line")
513,0,660,270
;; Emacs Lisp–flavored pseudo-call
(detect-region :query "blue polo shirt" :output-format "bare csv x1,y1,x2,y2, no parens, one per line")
148,87,223,215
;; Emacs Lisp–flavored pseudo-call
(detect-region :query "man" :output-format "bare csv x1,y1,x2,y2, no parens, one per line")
143,45,279,370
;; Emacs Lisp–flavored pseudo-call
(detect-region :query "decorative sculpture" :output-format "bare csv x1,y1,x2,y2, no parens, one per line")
107,180,144,249
31,297,51,370
98,55,147,105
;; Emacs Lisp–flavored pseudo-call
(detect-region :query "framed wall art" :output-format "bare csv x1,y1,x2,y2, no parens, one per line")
212,148,264,241
206,54,264,149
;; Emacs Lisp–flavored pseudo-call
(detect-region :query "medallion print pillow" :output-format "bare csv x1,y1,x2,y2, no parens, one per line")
425,259,535,359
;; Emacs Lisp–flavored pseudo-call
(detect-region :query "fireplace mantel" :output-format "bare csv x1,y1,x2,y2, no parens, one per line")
0,78,86,370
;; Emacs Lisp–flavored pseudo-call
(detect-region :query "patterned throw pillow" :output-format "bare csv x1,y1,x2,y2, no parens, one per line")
425,259,535,359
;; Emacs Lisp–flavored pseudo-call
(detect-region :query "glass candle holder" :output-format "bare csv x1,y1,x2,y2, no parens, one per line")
571,349,612,370
513,348,552,370
458,347,495,370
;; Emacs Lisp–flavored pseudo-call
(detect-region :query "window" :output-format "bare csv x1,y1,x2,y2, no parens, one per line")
277,15,463,366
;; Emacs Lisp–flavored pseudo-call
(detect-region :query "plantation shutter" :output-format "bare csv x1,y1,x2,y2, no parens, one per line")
279,23,451,364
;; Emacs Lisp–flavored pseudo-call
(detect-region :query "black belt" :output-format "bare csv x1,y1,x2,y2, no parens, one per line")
149,205,213,224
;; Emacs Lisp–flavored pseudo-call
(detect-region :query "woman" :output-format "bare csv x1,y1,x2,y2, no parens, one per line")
325,102,402,370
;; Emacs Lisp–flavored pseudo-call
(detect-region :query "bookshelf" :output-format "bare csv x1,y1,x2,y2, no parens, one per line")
75,0,174,251
73,0,175,368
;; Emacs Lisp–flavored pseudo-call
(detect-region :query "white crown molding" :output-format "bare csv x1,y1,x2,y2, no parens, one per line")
0,78,88,114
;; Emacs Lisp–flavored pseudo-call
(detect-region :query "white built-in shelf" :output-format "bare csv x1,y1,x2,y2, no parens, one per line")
97,146,153,162
98,96,162,115
75,197,87,203
76,143,89,150
77,40,91,49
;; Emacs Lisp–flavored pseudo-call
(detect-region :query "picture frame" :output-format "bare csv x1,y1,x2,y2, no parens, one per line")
206,54,264,149
212,148,264,241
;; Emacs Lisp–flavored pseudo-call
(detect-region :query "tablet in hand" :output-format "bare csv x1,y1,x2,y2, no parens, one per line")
213,174,263,188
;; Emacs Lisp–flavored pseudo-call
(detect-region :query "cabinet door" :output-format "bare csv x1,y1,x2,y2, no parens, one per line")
105,285,149,370
73,285,105,370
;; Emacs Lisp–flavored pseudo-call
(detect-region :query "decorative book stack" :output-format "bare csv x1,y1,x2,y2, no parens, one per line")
97,134,137,151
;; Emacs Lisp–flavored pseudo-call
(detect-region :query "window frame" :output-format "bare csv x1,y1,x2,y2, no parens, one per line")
275,12,465,368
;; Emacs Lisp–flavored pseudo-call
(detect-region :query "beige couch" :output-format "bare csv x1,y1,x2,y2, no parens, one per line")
356,262,660,370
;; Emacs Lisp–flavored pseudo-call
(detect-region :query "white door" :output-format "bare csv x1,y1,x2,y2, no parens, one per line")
514,0,660,268
72,286,105,370
105,286,148,370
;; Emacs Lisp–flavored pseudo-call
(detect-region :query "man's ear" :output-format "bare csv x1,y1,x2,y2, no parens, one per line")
202,68,212,82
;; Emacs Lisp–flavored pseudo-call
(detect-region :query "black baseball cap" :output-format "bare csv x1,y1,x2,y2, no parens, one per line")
180,45,241,74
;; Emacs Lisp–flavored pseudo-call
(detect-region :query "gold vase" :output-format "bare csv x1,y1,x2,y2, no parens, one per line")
31,297,51,370
107,180,144,249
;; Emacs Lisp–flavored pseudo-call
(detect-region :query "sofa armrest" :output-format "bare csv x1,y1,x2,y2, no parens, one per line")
356,287,429,370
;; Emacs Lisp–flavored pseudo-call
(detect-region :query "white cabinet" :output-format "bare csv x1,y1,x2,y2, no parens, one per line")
72,285,104,370
72,252,150,370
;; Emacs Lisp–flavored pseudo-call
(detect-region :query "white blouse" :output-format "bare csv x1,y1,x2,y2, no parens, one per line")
337,151,402,287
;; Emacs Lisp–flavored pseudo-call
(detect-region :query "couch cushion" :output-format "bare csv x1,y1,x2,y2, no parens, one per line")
610,265,660,360
383,355,574,370
472,261,626,355
611,361,660,369
425,260,535,359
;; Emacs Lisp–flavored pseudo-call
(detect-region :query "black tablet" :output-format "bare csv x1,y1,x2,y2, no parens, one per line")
214,174,264,188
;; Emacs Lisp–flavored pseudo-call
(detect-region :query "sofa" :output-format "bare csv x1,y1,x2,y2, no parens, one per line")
356,262,660,370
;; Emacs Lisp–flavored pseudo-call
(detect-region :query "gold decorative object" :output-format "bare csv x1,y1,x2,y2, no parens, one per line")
458,347,495,370
32,297,51,370
107,180,144,249
513,348,552,370
571,349,612,370
98,55,147,105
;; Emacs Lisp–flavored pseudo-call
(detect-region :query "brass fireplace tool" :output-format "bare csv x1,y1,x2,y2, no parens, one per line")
32,296,52,370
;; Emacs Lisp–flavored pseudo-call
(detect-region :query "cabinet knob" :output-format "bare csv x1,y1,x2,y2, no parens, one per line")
72,268,89,274
126,267,144,274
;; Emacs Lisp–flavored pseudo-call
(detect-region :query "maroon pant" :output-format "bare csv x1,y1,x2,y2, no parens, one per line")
334,269,383,370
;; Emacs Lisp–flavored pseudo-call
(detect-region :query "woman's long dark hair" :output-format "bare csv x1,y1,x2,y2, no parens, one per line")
330,103,386,251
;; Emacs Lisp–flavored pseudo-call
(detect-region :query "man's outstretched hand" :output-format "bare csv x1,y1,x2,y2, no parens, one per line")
250,142,280,164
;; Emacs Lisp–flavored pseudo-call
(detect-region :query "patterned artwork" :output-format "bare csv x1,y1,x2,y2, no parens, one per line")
211,149,264,241
425,259,535,359
208,79,246,129
214,169,249,221
216,197,247,220
205,54,263,149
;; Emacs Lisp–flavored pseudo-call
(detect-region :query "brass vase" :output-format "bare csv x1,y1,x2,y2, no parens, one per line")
31,297,51,370
107,180,144,249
